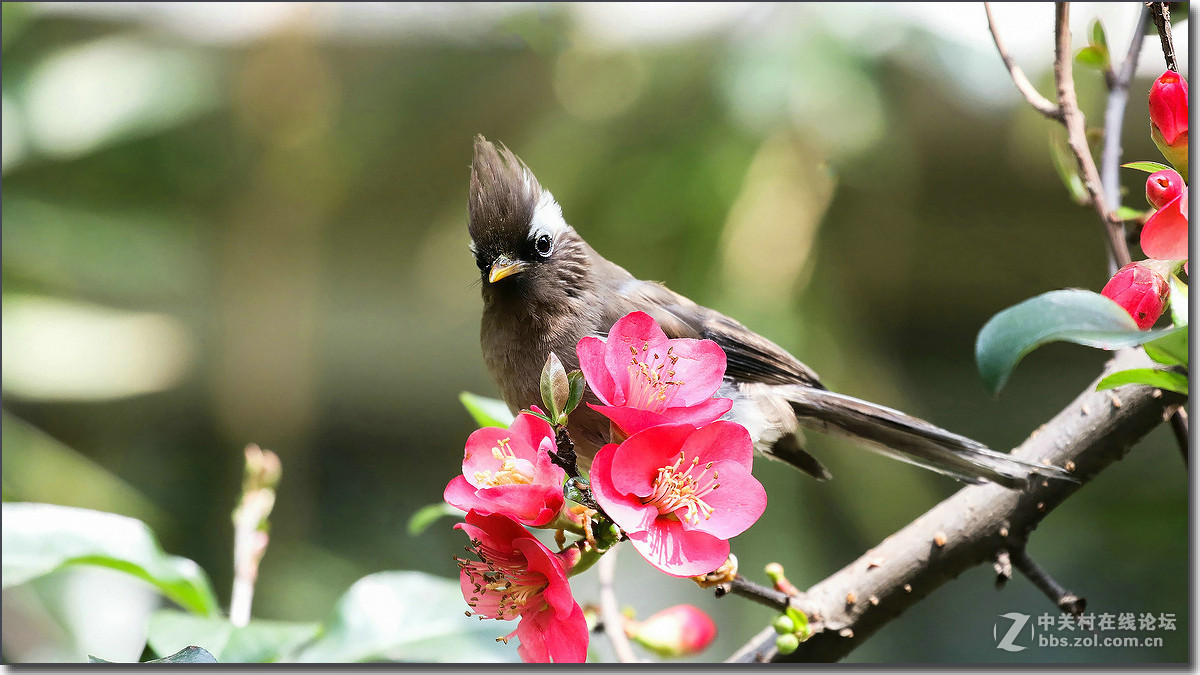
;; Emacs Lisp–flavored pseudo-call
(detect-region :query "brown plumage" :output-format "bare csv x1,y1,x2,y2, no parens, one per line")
468,135,1069,488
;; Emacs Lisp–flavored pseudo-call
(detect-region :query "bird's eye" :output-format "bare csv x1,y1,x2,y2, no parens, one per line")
535,234,552,256
475,255,488,270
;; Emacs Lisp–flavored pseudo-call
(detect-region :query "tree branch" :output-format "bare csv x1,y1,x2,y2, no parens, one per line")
984,3,1063,120
1149,2,1178,72
727,349,1182,663
1011,548,1086,615
598,544,640,663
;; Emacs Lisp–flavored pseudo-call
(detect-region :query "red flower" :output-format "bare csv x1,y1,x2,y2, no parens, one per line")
625,604,717,657
455,512,588,663
577,311,733,437
1149,70,1189,176
444,412,565,527
1141,186,1189,261
1101,262,1170,330
590,421,767,577
1145,169,1185,210
1150,70,1188,146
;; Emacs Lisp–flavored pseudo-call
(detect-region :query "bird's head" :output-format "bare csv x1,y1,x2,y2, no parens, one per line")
467,135,590,308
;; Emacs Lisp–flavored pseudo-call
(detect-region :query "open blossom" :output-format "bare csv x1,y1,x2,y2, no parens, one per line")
590,421,767,577
577,311,732,438
443,411,565,527
1101,262,1170,330
455,512,587,663
1149,70,1189,177
625,604,717,658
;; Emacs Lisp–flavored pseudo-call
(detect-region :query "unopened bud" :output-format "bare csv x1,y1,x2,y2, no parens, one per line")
1145,169,1185,210
540,352,570,423
1149,71,1189,179
775,632,800,655
772,614,796,635
625,605,716,658
1101,262,1170,330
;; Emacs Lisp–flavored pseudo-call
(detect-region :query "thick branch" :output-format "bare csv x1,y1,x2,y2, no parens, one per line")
984,3,1063,120
728,349,1181,663
1149,2,1178,72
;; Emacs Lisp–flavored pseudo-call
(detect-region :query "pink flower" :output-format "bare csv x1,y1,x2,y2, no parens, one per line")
625,604,717,658
443,412,565,527
577,311,733,437
455,512,588,663
1145,169,1185,210
590,421,767,577
1149,71,1189,176
1101,262,1170,330
1141,186,1189,261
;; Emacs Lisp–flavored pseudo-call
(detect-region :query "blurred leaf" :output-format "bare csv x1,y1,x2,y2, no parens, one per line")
1143,326,1189,366
406,502,462,537
1169,276,1188,326
459,392,515,428
1049,129,1088,204
1114,206,1149,222
1123,161,1172,173
1096,368,1188,395
975,290,1186,395
1075,46,1109,69
148,610,320,663
292,571,516,663
91,646,217,664
2,503,219,616
1,2,30,52
1090,19,1108,50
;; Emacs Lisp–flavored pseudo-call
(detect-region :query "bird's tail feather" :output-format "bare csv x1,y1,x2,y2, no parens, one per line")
775,386,1073,489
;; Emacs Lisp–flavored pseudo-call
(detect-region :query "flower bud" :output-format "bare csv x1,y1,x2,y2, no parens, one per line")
1101,262,1170,330
625,604,717,658
773,614,796,635
775,632,800,655
1149,71,1189,178
539,352,570,423
1145,169,1185,210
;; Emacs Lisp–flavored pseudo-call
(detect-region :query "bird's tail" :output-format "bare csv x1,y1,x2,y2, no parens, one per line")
775,386,1073,489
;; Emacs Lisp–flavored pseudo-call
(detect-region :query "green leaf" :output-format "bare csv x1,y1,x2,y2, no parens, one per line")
406,502,461,537
1114,205,1149,222
1122,161,1172,173
1143,326,1189,366
2,503,219,616
1096,368,1189,395
147,610,320,663
1169,276,1188,327
91,646,218,664
1050,129,1088,204
564,370,587,416
975,290,1186,396
293,571,516,663
458,392,514,428
1075,46,1109,69
1090,19,1107,50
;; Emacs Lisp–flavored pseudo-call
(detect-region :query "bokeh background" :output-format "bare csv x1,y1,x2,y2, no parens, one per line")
1,1,1189,663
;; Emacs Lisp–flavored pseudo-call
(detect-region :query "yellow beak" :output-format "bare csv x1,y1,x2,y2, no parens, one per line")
488,256,528,283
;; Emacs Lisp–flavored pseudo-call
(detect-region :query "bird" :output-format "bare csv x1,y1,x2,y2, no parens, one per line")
467,135,1066,489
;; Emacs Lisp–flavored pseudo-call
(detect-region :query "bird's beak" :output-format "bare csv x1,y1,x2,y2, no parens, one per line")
488,256,528,283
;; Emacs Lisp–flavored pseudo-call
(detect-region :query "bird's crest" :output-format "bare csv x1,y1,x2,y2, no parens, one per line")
468,135,543,246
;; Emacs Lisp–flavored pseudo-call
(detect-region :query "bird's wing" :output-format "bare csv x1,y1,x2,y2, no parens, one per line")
610,279,825,389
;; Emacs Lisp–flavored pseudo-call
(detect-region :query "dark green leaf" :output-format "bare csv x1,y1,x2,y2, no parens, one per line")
564,370,587,416
1143,326,1189,366
2,503,218,616
90,646,218,664
458,392,514,428
1122,161,1172,173
1050,129,1088,204
1090,19,1107,50
148,610,319,663
1075,46,1109,69
406,502,461,537
975,290,1186,396
1096,368,1189,395
293,571,516,663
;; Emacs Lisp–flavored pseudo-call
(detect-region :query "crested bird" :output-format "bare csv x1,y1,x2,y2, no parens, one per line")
467,135,1066,488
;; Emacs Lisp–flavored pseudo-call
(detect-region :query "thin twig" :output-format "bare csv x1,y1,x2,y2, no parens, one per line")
715,575,791,611
1053,2,1131,268
1149,2,1178,71
984,3,1063,120
597,544,639,663
1169,407,1189,466
1011,548,1087,615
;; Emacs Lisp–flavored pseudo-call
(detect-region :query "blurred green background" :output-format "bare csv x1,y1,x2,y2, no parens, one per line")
1,1,1188,663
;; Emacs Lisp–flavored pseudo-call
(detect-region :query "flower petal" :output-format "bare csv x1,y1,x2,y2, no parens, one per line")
515,603,588,663
508,412,556,460
576,336,616,405
1141,191,1189,260
608,424,696,497
588,403,674,436
677,459,766,539
678,420,755,471
649,338,728,406
627,517,729,577
602,311,670,402
589,442,659,534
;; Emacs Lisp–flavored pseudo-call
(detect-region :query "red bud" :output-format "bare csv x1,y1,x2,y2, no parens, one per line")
1145,169,1185,209
1101,262,1170,330
1150,71,1188,147
625,604,717,657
